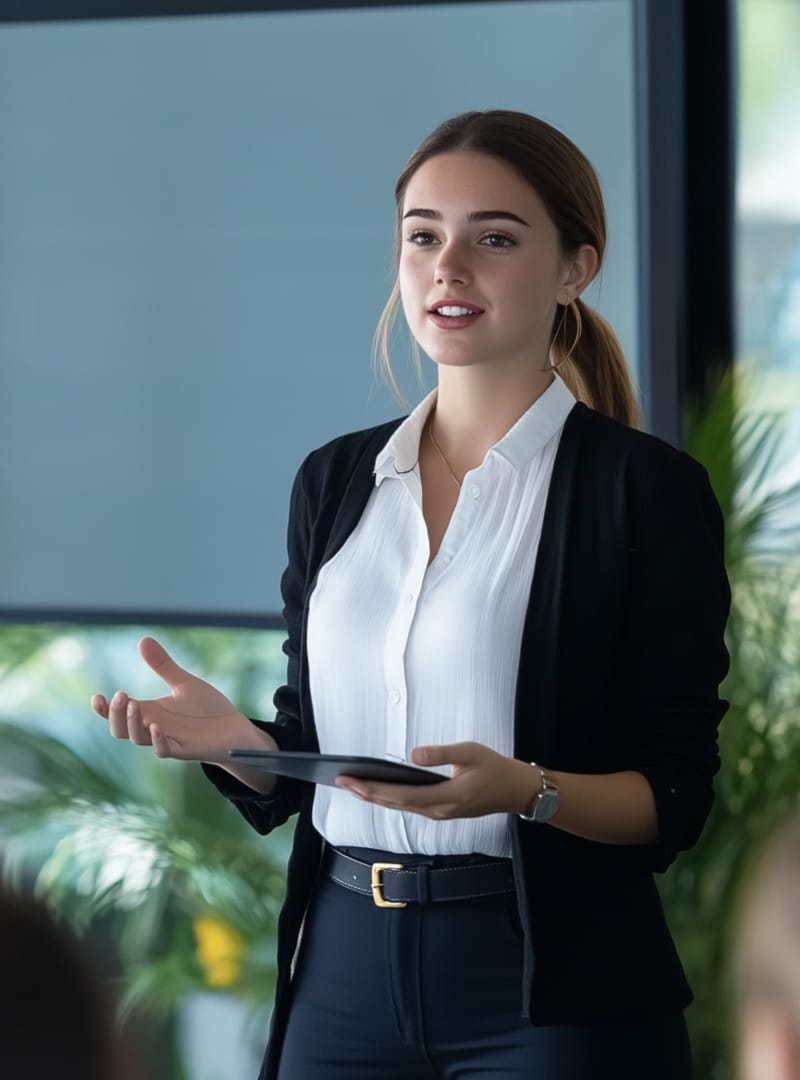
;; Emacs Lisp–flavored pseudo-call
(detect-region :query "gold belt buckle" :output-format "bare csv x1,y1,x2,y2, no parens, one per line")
370,862,406,908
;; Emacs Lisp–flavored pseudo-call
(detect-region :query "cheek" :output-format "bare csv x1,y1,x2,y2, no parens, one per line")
398,259,426,317
501,262,560,314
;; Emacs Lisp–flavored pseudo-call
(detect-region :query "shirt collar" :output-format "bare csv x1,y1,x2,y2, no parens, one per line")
373,376,576,485
491,375,576,470
374,389,438,486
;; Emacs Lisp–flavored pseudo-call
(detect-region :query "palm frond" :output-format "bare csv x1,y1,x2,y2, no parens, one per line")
686,369,800,570
2,794,285,931
0,624,58,679
0,716,287,1013
0,721,133,805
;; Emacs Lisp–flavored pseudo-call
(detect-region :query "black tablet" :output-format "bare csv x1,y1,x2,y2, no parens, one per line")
227,750,446,787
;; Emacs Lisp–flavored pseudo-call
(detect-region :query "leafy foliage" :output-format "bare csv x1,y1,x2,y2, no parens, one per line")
662,371,800,1079
0,627,291,1023
0,623,65,679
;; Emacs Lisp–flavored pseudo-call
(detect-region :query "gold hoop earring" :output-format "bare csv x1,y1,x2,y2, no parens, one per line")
542,299,582,372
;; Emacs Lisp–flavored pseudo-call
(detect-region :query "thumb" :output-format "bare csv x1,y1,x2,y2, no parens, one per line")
412,742,481,768
138,636,193,690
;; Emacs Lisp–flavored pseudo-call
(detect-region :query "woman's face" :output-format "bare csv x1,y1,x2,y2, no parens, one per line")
398,150,582,374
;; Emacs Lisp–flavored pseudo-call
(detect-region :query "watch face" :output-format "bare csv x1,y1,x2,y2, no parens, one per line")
534,789,559,823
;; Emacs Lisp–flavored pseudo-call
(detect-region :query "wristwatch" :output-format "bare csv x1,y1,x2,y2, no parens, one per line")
519,762,560,823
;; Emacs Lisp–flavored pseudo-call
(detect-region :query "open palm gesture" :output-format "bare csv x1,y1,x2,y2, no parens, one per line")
91,636,257,764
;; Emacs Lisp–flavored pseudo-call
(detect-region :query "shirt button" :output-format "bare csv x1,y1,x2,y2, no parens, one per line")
389,689,402,705
406,593,415,605
469,484,481,499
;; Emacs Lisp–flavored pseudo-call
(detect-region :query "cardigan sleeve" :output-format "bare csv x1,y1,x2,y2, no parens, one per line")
620,445,731,872
202,458,313,835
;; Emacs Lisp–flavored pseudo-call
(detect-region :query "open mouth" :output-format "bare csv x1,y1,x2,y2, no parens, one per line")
429,305,482,317
427,304,484,329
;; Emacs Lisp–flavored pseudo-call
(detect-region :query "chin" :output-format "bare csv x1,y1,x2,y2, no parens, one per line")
420,341,485,367
426,354,486,372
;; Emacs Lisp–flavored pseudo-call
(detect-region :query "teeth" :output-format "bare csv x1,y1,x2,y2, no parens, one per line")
435,305,476,316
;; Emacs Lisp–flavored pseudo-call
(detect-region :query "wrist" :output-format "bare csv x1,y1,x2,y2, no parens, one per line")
512,757,543,816
518,762,560,823
205,713,278,766
248,722,280,754
233,715,279,754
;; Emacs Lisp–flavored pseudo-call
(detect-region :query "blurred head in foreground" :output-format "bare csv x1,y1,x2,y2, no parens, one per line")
0,887,122,1080
736,812,800,1080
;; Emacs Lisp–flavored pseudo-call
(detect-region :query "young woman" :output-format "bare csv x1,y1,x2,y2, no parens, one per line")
93,110,730,1079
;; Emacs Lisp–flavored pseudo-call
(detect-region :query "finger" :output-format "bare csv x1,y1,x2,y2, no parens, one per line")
108,691,130,739
336,776,450,810
91,694,109,719
335,777,368,799
150,724,178,760
125,700,151,747
138,637,192,690
411,743,477,767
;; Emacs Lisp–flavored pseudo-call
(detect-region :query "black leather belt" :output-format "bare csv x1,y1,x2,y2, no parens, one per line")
323,847,516,909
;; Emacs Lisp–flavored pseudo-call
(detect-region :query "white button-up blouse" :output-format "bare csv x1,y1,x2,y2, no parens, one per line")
306,375,577,856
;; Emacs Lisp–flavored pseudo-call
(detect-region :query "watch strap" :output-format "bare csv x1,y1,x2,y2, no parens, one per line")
518,761,559,823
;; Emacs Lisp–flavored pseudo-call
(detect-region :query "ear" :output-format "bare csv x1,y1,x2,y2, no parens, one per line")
558,244,600,303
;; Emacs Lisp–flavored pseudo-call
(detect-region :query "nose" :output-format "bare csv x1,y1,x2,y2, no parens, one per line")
434,239,472,287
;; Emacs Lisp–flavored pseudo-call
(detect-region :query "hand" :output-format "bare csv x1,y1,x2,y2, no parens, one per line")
335,742,540,820
91,637,259,764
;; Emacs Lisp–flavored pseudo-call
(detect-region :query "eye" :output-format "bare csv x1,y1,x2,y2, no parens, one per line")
480,232,515,248
406,229,439,246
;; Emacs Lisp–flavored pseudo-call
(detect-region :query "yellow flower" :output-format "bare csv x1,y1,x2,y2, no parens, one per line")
193,915,244,988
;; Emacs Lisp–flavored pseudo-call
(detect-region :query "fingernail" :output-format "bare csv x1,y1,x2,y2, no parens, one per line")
127,702,136,719
112,691,123,706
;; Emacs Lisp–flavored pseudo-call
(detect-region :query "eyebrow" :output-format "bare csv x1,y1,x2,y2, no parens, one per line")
402,208,531,227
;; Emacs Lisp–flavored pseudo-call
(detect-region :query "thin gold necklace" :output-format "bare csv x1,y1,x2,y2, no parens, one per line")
428,420,462,488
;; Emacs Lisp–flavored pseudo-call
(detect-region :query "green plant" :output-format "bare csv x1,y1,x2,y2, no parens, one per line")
661,370,800,1079
0,626,292,1024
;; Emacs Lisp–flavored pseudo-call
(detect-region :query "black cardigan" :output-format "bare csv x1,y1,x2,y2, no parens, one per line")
205,402,730,1080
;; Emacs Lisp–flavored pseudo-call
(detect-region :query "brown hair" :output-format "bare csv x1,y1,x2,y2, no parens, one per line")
374,109,641,427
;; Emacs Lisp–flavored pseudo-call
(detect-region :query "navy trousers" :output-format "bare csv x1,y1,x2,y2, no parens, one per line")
277,850,692,1079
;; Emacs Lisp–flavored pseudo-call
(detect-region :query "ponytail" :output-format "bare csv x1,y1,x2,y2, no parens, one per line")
551,298,642,429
